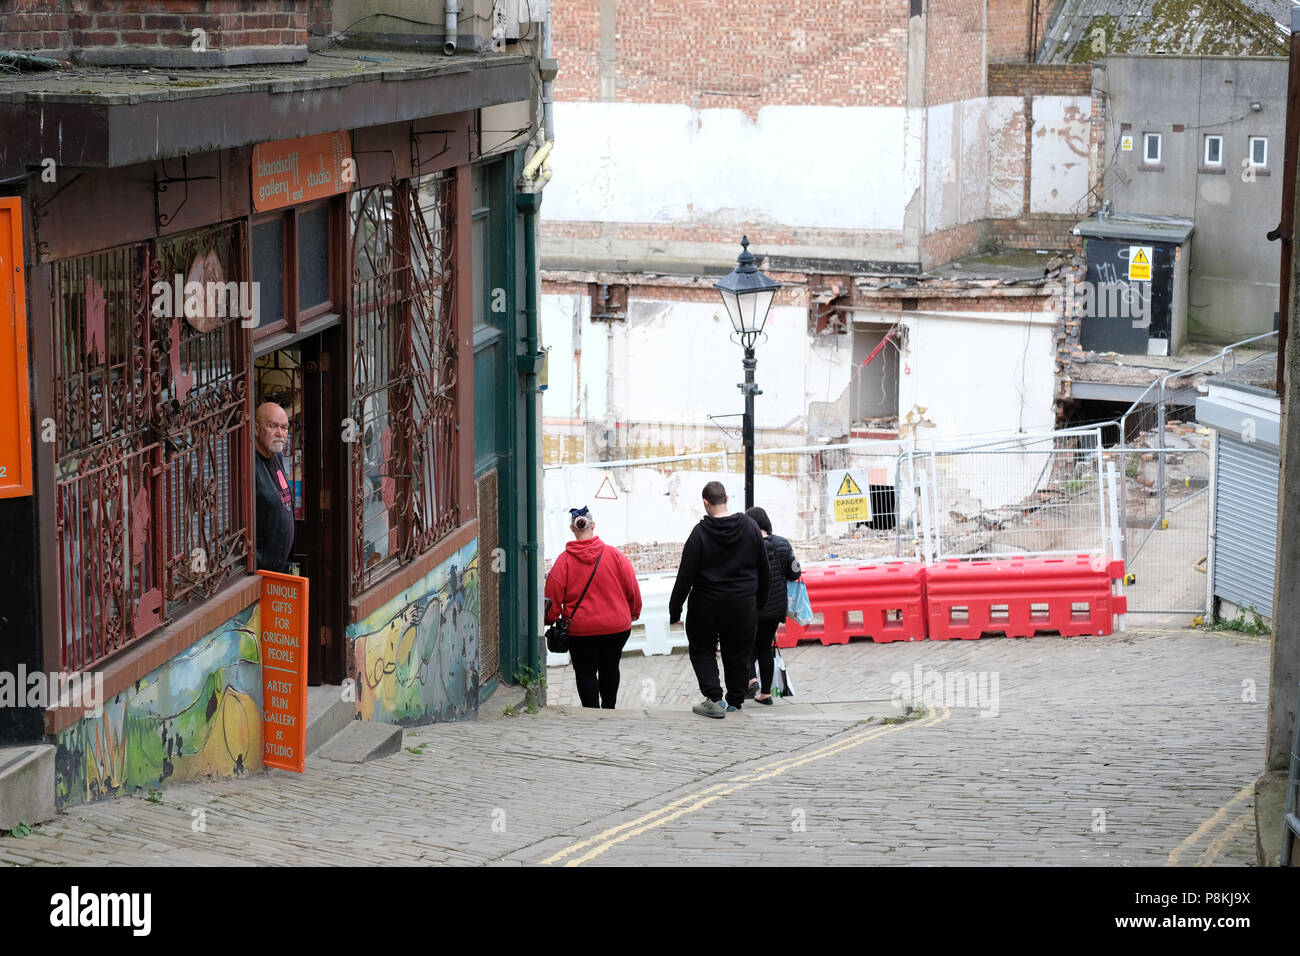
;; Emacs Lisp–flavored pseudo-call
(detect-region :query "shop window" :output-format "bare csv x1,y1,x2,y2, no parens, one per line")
348,173,459,595
52,222,250,671
251,200,338,339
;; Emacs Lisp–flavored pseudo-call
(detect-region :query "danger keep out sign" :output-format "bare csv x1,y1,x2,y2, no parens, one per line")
828,469,871,523
1128,246,1153,282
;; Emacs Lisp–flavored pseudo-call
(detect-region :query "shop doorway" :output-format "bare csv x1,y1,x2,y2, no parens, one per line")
254,329,346,685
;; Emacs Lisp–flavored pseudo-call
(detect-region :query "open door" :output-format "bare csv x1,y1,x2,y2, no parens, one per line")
254,329,346,684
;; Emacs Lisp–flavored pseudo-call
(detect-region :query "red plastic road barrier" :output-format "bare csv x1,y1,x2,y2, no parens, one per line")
925,555,1126,640
778,561,927,647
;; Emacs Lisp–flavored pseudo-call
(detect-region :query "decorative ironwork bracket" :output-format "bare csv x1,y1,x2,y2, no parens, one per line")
154,156,217,229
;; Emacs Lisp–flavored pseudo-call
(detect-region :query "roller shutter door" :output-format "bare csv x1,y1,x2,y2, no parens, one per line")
1212,434,1279,614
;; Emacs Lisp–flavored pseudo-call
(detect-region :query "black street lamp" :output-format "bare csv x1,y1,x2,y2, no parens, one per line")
714,236,780,510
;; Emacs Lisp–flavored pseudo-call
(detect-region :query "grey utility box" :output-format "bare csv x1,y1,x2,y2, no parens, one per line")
1073,212,1193,357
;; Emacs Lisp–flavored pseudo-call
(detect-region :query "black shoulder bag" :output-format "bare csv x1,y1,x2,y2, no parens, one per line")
546,550,603,654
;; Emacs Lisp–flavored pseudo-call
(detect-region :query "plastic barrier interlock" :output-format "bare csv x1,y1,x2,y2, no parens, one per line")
777,561,927,647
925,555,1126,640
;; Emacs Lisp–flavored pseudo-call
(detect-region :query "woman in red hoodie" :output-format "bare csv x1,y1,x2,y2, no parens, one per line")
545,507,643,709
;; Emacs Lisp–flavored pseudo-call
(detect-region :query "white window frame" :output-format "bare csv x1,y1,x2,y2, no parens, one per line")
1143,132,1162,165
1248,136,1267,167
1203,134,1223,166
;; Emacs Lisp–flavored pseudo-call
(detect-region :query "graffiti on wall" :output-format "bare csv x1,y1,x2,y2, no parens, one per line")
347,540,479,725
55,604,264,807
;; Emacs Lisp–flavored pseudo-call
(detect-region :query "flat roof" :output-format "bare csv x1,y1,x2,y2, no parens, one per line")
1073,212,1195,244
0,49,533,175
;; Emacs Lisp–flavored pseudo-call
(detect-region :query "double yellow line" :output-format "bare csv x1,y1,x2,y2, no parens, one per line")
1165,784,1254,867
541,706,951,866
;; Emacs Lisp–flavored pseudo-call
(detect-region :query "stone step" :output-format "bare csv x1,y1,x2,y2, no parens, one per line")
0,744,55,830
305,684,356,756
315,720,402,764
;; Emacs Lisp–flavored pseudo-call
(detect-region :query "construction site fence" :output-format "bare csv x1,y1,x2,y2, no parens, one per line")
543,426,1124,573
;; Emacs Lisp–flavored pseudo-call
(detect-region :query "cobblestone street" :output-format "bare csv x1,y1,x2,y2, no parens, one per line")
0,623,1268,866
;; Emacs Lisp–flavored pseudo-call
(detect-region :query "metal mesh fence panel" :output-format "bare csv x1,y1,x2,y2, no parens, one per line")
543,441,907,573
908,429,1108,561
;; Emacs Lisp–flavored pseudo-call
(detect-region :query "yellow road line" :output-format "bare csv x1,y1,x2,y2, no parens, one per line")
546,707,950,867
538,783,730,866
1195,809,1254,867
1166,784,1252,867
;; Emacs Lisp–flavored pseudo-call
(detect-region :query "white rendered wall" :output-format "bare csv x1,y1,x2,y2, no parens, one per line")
543,295,853,433
986,96,1027,218
547,102,914,230
1029,96,1092,215
541,292,610,421
924,98,989,234
897,308,1057,439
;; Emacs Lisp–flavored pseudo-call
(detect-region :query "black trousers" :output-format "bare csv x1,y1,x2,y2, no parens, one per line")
753,617,780,694
685,600,756,709
567,630,631,709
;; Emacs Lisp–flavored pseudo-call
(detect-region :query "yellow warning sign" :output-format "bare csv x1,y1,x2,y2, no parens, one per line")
1129,246,1152,282
1120,135,1133,152
828,469,871,523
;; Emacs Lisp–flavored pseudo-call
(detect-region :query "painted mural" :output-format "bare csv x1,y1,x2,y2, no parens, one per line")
347,539,479,725
55,604,264,808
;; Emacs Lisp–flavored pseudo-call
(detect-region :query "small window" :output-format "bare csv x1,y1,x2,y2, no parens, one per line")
1249,136,1267,167
1204,135,1223,166
1143,133,1161,165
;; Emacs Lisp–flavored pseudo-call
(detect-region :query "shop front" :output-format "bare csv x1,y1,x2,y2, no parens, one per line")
0,55,541,806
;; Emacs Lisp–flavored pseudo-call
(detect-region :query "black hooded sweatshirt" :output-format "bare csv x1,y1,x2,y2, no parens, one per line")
669,512,769,621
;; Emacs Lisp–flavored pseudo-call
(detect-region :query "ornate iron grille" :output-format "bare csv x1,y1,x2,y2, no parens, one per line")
349,174,459,595
52,223,250,671
153,224,249,613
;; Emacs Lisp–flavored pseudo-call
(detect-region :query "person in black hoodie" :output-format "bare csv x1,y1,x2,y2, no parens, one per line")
669,481,769,718
744,506,801,705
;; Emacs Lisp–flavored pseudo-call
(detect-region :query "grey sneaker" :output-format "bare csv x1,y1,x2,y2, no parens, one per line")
692,698,726,719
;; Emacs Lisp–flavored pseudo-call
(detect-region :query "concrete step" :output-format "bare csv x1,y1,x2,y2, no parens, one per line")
479,681,529,720
0,744,55,830
316,720,402,764
305,684,356,756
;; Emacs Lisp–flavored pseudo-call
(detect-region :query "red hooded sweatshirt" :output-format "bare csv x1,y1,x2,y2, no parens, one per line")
545,537,642,637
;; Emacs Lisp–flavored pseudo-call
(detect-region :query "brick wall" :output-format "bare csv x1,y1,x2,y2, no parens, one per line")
542,276,805,307
921,220,984,270
1089,81,1106,209
987,63,1092,96
307,0,331,45
987,215,1081,251
1051,254,1087,417
540,220,904,251
553,1,909,109
0,0,65,53
908,292,1053,312
926,0,986,105
986,0,1031,63
0,0,309,58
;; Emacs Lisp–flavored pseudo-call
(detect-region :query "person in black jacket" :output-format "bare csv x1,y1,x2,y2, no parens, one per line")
744,506,801,705
669,481,769,718
253,401,295,573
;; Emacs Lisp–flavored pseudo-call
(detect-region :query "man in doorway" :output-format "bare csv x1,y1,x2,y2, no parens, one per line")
669,481,769,718
254,401,295,573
